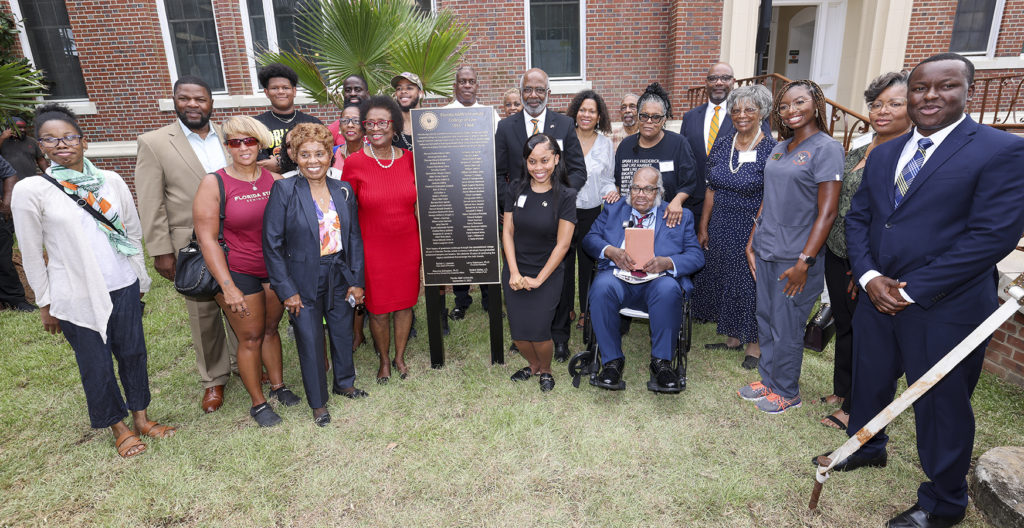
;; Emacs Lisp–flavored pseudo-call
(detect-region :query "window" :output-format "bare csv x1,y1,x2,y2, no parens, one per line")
244,0,316,86
414,0,433,13
17,0,88,99
528,0,583,79
950,0,1003,55
163,0,225,92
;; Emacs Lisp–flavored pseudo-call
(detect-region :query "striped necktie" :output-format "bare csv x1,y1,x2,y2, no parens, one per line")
707,105,721,154
531,118,539,136
894,137,933,207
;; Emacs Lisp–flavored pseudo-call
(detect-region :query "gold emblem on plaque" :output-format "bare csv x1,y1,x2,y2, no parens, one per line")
419,112,439,131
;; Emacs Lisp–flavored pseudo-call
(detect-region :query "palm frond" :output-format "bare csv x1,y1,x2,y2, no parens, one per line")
389,9,469,96
0,61,47,123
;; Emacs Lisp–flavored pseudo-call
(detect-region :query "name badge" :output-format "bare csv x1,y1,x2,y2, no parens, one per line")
516,194,527,208
556,139,564,150
659,160,674,172
738,151,757,163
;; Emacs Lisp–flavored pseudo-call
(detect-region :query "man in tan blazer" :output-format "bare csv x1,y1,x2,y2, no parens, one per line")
135,75,237,413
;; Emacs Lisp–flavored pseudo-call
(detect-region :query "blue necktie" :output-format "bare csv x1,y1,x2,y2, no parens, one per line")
894,137,933,207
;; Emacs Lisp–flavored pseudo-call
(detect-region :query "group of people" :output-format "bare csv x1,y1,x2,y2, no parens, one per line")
7,49,1024,528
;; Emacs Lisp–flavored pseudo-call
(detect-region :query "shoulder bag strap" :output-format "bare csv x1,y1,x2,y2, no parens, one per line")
42,174,124,236
213,171,226,242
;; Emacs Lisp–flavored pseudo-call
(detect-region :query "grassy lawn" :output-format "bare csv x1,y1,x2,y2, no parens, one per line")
1,268,1022,527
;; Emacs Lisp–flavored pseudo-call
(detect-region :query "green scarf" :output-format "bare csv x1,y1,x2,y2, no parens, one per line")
50,158,140,257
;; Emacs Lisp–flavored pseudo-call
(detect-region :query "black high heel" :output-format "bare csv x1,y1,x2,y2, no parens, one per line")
392,359,409,380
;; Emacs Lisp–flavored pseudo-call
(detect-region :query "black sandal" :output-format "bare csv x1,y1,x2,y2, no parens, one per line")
313,410,331,427
269,385,302,407
539,373,555,392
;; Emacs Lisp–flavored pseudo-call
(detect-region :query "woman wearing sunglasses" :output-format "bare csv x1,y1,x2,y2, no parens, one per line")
612,83,698,230
193,116,299,427
341,96,420,385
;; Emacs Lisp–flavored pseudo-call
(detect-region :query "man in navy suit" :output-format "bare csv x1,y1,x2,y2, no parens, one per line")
826,53,1024,528
583,167,704,392
495,68,587,360
680,63,771,191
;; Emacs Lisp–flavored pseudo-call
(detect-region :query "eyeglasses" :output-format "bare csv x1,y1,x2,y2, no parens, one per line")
868,99,907,113
363,119,393,130
630,185,659,196
777,98,812,114
707,75,734,83
225,137,259,148
39,134,82,147
338,118,360,126
638,113,665,123
521,87,548,96
730,107,760,116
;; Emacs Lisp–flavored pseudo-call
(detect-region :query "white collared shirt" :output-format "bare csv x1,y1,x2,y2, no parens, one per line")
702,99,724,147
858,113,968,302
443,100,500,133
523,108,547,138
178,119,227,173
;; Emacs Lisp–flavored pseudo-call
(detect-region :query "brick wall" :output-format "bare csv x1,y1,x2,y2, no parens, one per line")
986,303,1024,387
905,0,1024,67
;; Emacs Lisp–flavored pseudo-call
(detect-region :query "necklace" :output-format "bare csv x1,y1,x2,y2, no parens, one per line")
271,110,297,124
397,132,413,152
231,167,260,190
729,130,762,174
369,144,396,169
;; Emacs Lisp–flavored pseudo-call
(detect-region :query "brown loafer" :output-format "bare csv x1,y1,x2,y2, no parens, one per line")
201,385,225,413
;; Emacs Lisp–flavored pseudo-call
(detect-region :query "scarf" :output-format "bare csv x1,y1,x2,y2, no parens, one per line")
50,158,140,257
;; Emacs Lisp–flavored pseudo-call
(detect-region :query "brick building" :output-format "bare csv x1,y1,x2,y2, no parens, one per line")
4,0,1024,386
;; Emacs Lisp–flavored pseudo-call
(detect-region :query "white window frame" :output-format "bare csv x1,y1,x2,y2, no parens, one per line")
8,0,96,114
952,0,1006,58
156,0,230,94
523,0,592,94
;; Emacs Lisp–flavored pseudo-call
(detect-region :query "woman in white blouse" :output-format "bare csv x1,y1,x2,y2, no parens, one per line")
12,104,174,458
565,90,618,329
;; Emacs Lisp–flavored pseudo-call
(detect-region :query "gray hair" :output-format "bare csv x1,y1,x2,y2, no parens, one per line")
725,85,773,122
629,166,665,209
864,71,909,104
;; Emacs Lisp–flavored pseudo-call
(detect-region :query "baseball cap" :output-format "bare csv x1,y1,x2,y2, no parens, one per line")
390,72,424,92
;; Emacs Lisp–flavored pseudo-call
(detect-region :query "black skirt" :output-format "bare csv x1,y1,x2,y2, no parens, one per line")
503,264,563,342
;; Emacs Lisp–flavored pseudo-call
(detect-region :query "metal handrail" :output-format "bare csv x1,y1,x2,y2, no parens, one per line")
686,73,872,151
970,73,1024,130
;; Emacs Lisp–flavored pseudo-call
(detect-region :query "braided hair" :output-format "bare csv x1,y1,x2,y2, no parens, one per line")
772,79,828,140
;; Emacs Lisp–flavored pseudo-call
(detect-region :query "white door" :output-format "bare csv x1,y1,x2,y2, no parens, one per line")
784,6,816,80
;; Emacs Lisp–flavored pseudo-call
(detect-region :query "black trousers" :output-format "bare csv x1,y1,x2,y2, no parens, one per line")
290,254,357,409
60,281,150,429
452,284,490,310
561,206,601,315
823,248,856,413
0,215,27,306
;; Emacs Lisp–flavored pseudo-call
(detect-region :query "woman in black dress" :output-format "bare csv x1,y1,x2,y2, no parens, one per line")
503,134,577,392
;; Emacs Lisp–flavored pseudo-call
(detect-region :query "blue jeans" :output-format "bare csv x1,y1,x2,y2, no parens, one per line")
60,280,150,428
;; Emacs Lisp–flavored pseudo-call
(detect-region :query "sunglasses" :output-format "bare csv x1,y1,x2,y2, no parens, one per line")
225,137,259,148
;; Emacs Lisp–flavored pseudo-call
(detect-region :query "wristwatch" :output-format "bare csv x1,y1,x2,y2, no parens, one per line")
799,253,816,266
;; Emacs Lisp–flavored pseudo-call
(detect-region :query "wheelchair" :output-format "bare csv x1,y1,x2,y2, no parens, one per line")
567,274,692,393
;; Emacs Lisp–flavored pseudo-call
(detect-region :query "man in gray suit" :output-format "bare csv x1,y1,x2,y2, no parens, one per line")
135,75,237,413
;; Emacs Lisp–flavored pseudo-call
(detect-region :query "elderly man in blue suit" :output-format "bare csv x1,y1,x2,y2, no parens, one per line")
820,53,1024,528
583,166,704,392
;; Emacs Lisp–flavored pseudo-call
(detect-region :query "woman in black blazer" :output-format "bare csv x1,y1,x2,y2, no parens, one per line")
263,123,366,426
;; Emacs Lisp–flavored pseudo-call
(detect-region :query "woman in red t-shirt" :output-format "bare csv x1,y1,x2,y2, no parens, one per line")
194,116,298,427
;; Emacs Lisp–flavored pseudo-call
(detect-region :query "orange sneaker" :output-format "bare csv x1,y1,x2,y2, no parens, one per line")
756,391,802,414
737,381,770,401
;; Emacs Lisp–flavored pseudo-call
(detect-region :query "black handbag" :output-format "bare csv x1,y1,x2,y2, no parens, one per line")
174,173,227,301
803,303,836,352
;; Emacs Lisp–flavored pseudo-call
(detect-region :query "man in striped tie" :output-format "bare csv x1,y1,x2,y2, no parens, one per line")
830,52,1024,528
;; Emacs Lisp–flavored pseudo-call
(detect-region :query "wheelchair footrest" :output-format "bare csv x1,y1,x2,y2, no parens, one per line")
590,377,626,391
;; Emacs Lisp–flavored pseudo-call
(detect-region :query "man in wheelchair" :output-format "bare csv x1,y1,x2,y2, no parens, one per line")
582,166,704,391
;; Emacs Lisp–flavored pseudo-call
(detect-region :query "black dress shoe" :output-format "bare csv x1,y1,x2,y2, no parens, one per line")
810,450,887,472
538,373,555,392
649,358,679,391
886,503,964,528
10,301,37,312
510,366,533,382
553,341,569,362
449,307,467,320
592,358,625,390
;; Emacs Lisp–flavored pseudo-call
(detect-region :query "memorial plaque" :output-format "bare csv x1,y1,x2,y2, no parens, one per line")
412,107,500,287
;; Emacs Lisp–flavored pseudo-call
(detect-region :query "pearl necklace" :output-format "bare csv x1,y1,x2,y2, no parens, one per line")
271,110,297,124
729,130,762,174
369,144,396,169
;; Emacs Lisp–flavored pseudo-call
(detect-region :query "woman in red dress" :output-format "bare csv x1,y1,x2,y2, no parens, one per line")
342,96,420,384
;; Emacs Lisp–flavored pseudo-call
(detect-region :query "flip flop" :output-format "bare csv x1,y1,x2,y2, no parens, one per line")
138,421,177,438
820,412,848,430
115,429,147,458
